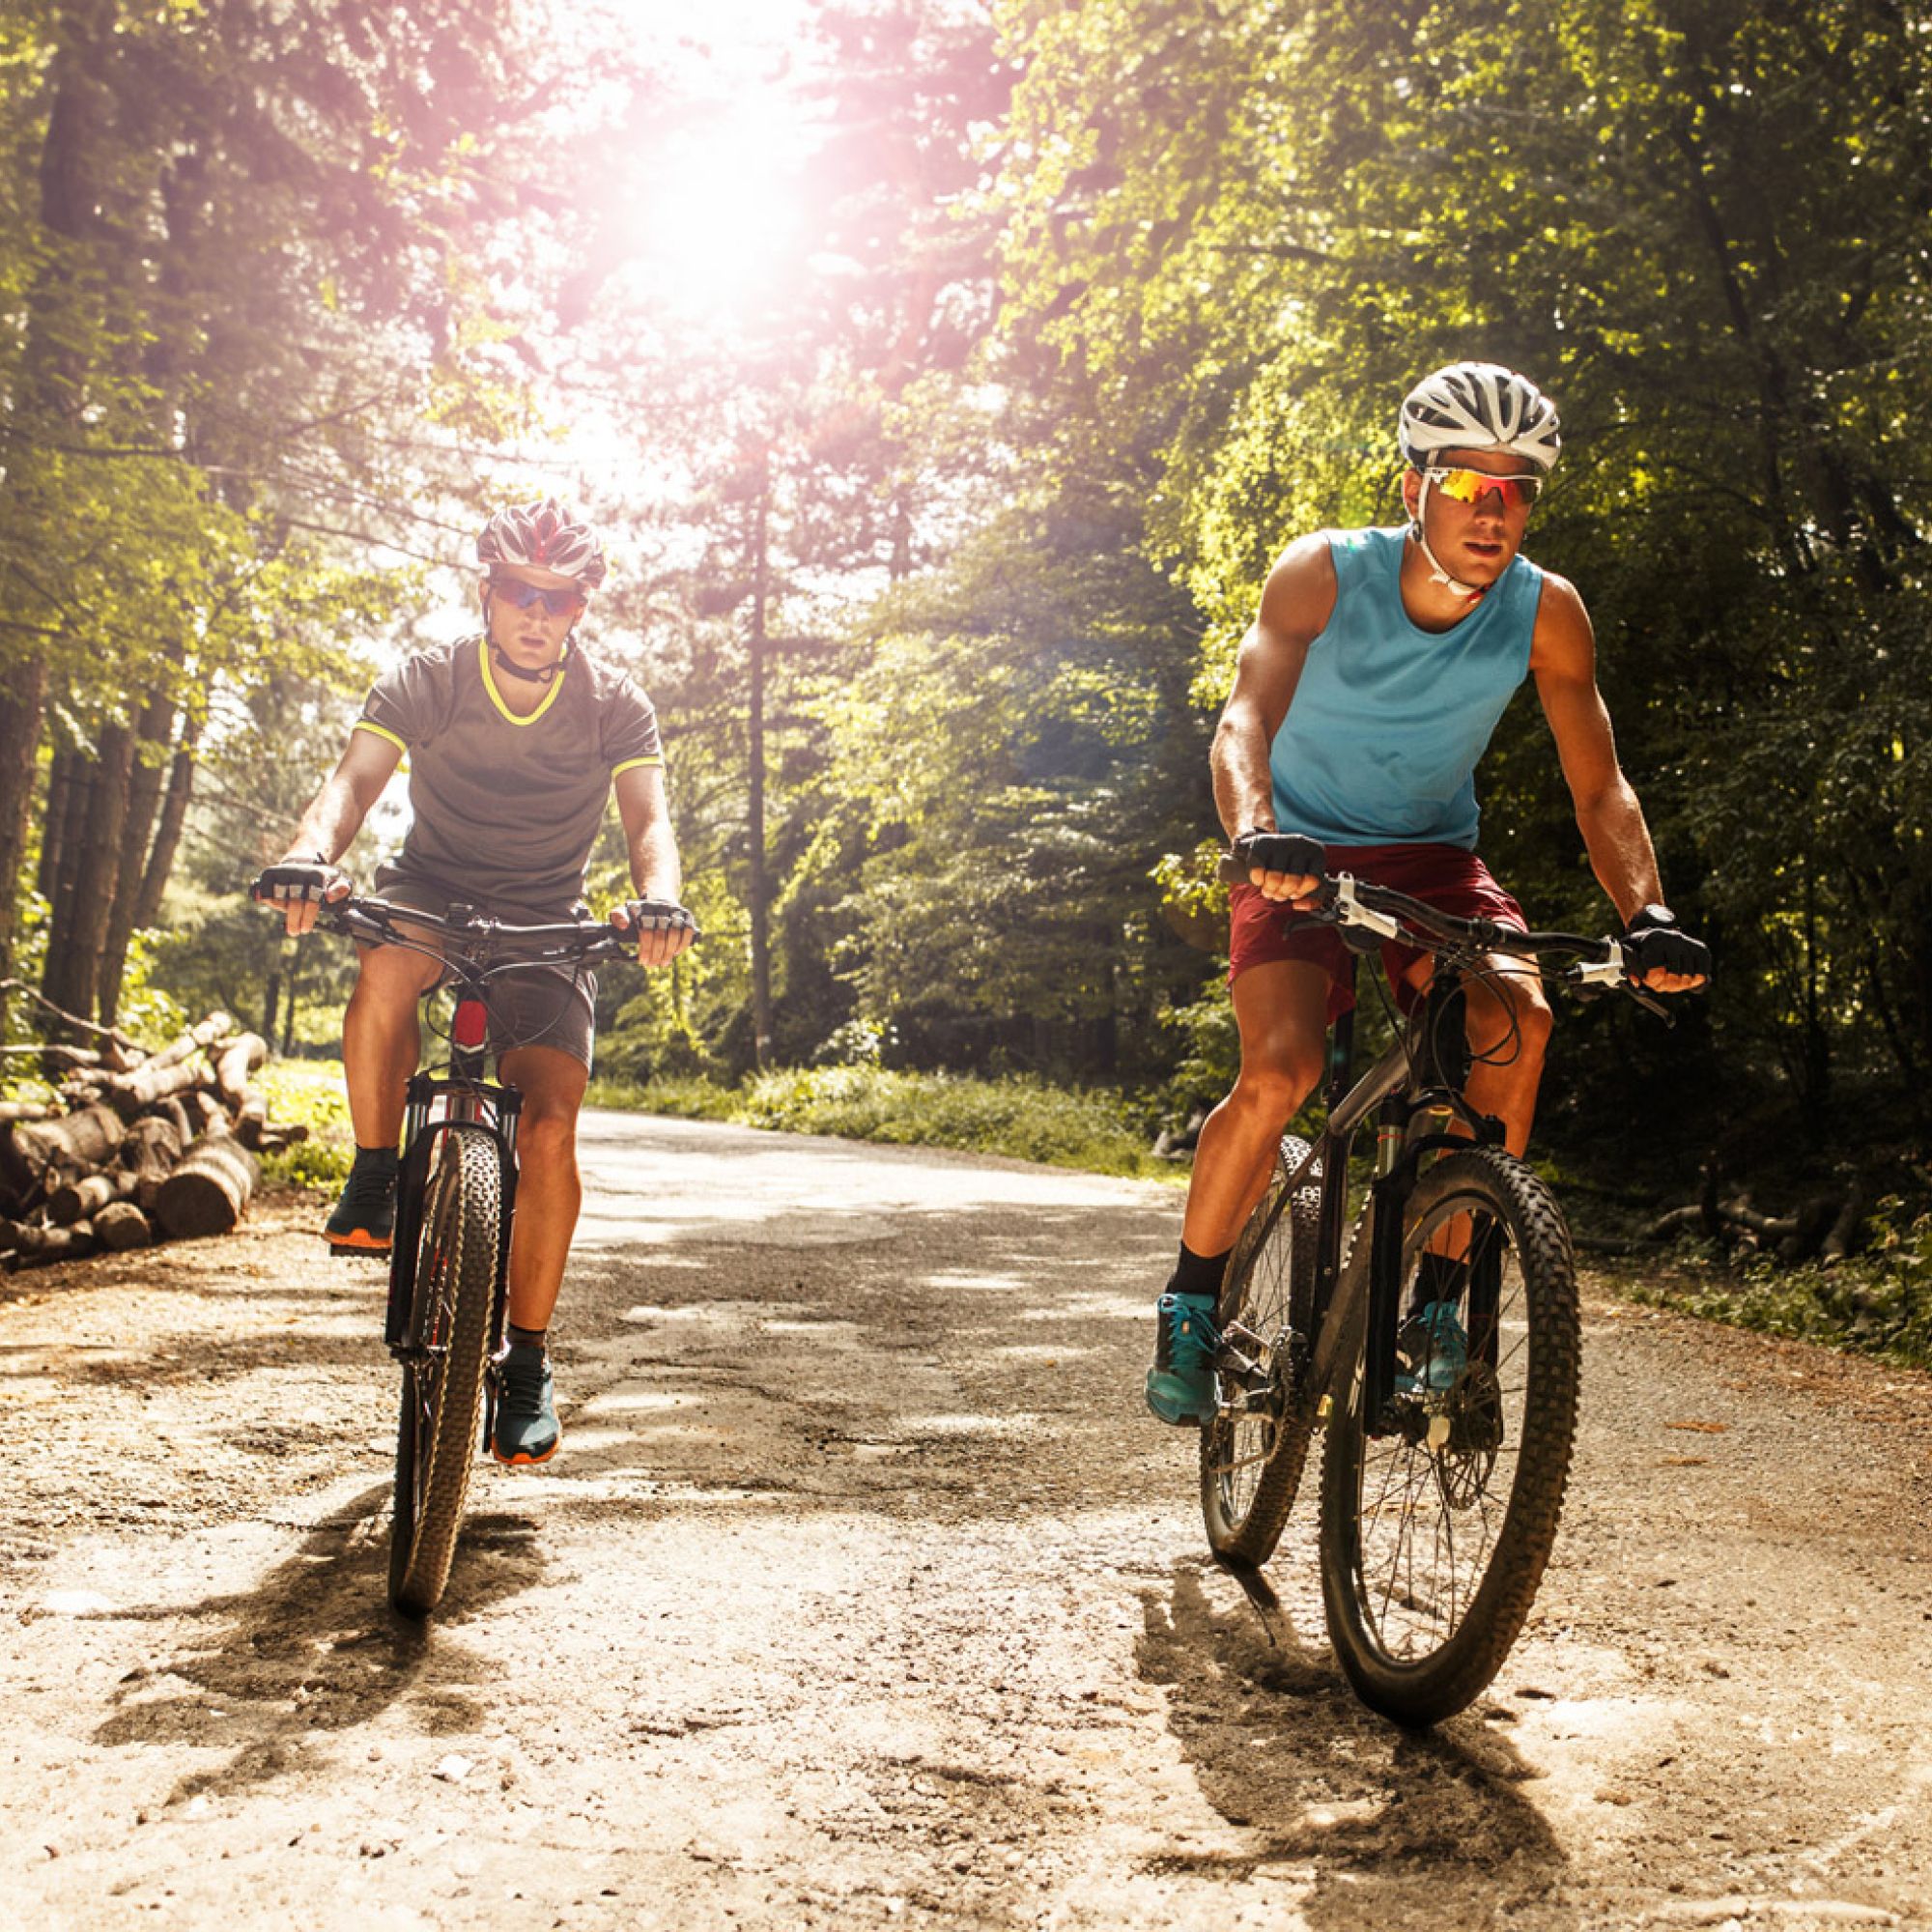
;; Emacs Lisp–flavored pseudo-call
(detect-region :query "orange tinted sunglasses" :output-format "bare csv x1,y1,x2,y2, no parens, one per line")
1425,466,1543,509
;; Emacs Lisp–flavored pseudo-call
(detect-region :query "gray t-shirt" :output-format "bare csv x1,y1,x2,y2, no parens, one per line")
355,637,664,910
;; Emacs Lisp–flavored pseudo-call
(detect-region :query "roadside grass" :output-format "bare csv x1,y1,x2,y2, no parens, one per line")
255,1058,355,1190
255,1061,1183,1189
585,1066,1184,1184
1615,1244,1932,1368
242,1057,1932,1370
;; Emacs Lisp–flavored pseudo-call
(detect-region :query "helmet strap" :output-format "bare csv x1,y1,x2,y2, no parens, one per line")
1408,472,1488,604
489,635,574,685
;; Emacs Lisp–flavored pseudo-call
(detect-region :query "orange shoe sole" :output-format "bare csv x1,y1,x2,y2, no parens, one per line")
491,1433,561,1468
324,1229,391,1258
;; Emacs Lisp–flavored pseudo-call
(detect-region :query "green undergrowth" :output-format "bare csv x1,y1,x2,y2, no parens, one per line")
254,1058,355,1190
1612,1206,1932,1374
585,1066,1183,1183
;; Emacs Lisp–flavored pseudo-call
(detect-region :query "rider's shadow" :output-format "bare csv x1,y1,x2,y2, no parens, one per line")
89,1485,545,1807
1136,1558,1576,1927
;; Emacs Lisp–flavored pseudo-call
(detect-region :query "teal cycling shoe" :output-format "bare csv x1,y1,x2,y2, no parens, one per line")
1145,1291,1221,1427
490,1343,561,1465
1395,1300,1469,1395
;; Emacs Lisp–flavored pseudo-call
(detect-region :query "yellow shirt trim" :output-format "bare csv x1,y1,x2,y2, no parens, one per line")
611,754,666,779
478,637,569,726
353,719,408,754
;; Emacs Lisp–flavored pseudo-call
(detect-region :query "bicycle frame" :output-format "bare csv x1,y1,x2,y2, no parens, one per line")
383,1024,523,1367
1261,966,1508,1441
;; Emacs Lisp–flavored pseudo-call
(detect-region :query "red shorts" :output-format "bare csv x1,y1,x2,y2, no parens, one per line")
1228,841,1527,1024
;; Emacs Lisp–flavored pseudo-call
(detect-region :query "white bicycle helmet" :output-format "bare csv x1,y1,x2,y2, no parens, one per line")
476,497,608,588
1399,362,1560,600
1399,361,1561,472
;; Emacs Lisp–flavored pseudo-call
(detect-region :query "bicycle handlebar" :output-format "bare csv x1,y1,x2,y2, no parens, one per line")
300,892,674,971
1215,855,1666,1012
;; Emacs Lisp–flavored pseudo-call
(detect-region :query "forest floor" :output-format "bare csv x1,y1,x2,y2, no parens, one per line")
4,1111,1931,1931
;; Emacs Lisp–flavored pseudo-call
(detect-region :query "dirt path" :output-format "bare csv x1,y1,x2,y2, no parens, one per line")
5,1111,1931,1930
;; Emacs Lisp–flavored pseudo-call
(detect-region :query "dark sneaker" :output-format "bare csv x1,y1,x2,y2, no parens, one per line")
1395,1300,1469,1396
324,1148,397,1255
490,1343,561,1465
1145,1291,1221,1427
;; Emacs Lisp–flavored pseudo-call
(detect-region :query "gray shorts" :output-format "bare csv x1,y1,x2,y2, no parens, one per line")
368,867,597,1070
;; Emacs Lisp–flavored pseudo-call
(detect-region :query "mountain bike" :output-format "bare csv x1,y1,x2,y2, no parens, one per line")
1200,867,1671,1725
298,893,645,1618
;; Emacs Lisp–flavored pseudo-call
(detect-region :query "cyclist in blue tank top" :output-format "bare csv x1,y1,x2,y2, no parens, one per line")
1147,362,1712,1426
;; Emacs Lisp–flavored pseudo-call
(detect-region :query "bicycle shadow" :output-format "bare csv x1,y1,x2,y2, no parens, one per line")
90,1483,546,1807
1136,1556,1576,1927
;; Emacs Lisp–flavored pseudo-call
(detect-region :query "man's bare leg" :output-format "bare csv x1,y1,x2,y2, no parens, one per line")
495,1043,589,1335
327,944,444,1252
488,1042,588,1466
1149,959,1331,1425
1181,958,1333,1256
341,946,446,1143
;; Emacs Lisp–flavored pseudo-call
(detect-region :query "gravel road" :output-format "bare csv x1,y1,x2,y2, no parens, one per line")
5,1111,1930,1930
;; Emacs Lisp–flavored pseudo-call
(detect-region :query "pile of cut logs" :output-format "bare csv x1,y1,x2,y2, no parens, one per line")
1,995,310,1273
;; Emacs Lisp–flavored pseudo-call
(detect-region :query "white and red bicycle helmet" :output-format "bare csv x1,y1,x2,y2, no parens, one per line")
476,498,609,588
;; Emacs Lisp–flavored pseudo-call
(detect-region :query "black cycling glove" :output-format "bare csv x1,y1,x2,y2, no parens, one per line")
1232,830,1326,882
1622,904,1711,984
616,898,698,942
251,858,346,904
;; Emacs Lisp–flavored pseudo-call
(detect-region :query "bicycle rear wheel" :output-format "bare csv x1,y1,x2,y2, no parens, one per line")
388,1125,502,1618
1199,1134,1321,1565
1317,1145,1578,1724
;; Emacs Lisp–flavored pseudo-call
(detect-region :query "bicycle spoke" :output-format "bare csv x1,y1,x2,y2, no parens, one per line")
1320,1148,1579,1723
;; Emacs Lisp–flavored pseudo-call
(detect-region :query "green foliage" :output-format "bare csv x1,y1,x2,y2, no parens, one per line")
254,1058,354,1191
987,0,1932,1156
592,1065,1181,1182
1625,1199,1932,1372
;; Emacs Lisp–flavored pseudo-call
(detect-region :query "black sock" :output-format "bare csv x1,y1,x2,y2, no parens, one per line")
1167,1240,1233,1302
506,1323,547,1351
355,1143,397,1166
1406,1252,1466,1319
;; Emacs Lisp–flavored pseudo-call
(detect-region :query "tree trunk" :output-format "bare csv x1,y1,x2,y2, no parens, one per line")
0,1,118,986
36,742,77,905
12,1102,127,1192
0,667,50,984
155,1134,258,1239
94,1201,153,1251
99,691,179,1024
131,724,197,931
42,716,135,1024
748,452,774,1069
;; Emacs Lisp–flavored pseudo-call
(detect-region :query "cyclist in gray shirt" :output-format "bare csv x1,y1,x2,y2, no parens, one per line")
257,500,694,1464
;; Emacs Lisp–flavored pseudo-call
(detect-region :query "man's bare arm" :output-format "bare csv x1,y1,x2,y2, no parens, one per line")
1528,576,1663,920
1211,533,1337,899
282,728,402,867
259,729,403,933
612,763,693,968
1531,577,1706,991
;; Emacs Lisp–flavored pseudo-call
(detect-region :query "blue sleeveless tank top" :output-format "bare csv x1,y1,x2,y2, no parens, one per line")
1267,526,1543,849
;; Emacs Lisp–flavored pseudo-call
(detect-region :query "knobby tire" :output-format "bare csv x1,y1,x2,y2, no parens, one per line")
1200,1134,1322,1565
388,1125,501,1618
1317,1145,1578,1725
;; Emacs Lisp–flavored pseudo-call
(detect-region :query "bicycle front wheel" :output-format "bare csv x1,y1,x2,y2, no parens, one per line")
1200,1134,1321,1565
1317,1145,1578,1724
389,1125,502,1618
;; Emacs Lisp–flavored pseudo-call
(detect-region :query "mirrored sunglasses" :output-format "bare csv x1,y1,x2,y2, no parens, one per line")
490,576,585,616
1426,466,1543,508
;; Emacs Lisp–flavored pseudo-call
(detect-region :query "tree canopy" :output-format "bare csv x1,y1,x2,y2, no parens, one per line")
7,0,1928,1194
